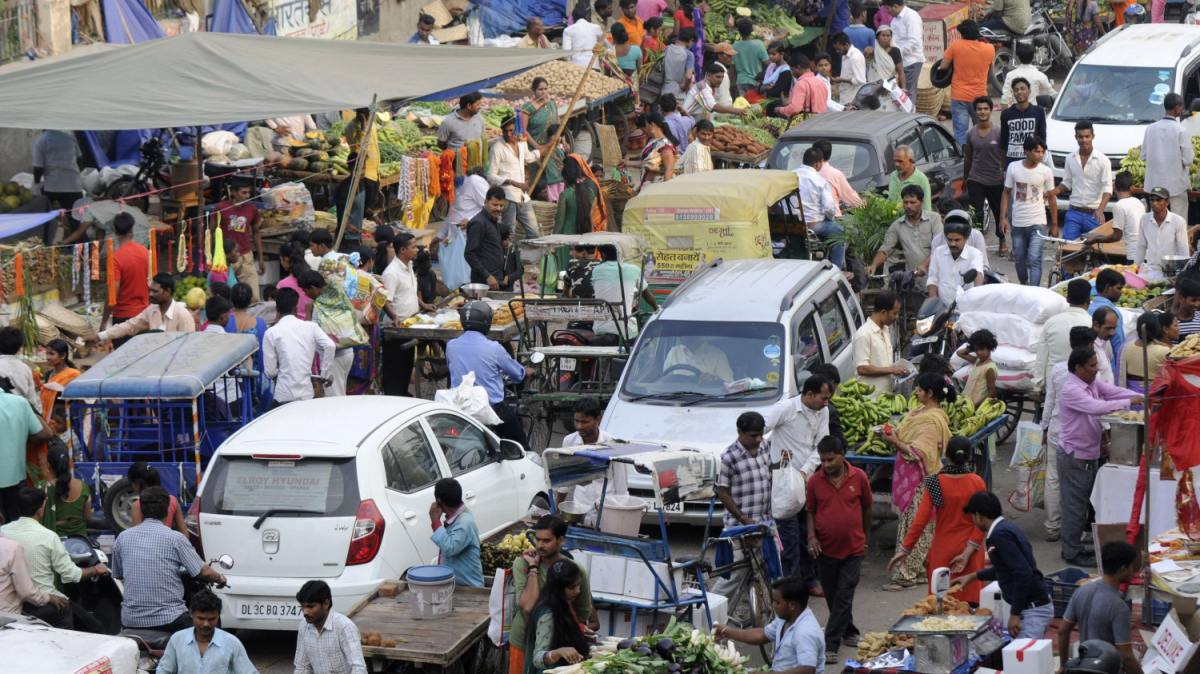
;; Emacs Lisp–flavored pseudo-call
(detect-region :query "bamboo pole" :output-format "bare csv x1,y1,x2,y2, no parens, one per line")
1142,328,1152,619
334,94,379,252
528,47,605,192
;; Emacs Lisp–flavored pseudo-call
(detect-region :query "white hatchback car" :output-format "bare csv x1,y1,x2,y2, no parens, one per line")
186,397,549,630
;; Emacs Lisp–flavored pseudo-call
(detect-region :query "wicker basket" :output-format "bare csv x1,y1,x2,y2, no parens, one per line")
915,62,944,116
35,315,60,345
531,200,558,232
39,304,95,339
600,180,638,232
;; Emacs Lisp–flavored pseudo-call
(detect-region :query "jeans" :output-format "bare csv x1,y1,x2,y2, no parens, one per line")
903,62,922,108
1057,447,1097,562
967,181,1004,245
809,219,846,269
132,610,194,634
950,100,978,144
502,199,541,239
381,333,415,397
776,511,819,588
818,555,863,652
1010,225,1046,286
1016,600,1055,639
1062,209,1103,241
1044,439,1061,536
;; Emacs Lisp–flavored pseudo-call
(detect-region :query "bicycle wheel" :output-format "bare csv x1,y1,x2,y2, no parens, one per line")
995,398,1022,446
524,399,553,454
749,575,776,664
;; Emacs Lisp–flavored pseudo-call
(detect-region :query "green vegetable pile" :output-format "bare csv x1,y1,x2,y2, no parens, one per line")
410,101,453,115
173,276,207,301
378,119,438,154
326,120,348,141
483,105,515,130
546,617,753,674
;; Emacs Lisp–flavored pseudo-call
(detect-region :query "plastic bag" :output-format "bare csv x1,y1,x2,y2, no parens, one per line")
1008,421,1045,512
771,455,806,520
434,371,503,426
441,231,473,291
881,78,915,113
487,567,518,646
201,130,238,158
311,283,370,349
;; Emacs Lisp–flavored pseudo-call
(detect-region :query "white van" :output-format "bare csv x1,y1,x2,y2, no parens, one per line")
600,259,863,523
1046,24,1200,183
187,397,548,630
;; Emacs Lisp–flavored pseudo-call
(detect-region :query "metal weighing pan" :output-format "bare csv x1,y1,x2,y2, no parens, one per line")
888,613,992,636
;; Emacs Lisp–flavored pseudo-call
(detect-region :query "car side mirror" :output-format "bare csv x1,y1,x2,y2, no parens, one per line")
500,439,525,461
962,269,979,285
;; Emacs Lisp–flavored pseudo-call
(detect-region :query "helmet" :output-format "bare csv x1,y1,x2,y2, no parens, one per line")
943,209,973,238
459,300,494,334
1125,3,1146,23
1064,641,1122,674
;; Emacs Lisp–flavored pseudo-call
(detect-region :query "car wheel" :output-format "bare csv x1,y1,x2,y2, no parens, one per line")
531,495,551,514
102,479,138,532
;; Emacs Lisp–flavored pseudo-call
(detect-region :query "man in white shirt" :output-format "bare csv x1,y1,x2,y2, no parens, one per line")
853,292,909,395
593,245,657,343
683,63,747,119
382,233,422,397
436,173,489,252
813,139,863,218
931,227,989,269
1033,278,1092,393
263,288,336,408
793,147,845,269
829,33,867,105
268,115,317,151
558,397,624,527
1134,187,1189,272
1001,134,1057,286
487,115,541,239
1143,92,1194,219
927,216,984,306
563,4,606,69
0,327,42,414
763,373,833,593
664,336,734,382
1089,170,1144,251
1092,307,1117,386
1000,44,1057,107
881,0,924,104
1052,121,1112,242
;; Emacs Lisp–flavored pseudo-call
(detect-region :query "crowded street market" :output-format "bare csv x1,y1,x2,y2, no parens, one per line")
5,0,1200,673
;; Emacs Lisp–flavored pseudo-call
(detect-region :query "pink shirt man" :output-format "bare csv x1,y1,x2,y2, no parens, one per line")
818,161,863,217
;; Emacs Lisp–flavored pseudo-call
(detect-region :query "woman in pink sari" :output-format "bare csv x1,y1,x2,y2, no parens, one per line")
880,372,953,591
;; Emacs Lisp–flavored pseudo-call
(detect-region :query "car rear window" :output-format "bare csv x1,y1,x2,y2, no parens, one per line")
771,140,876,182
200,456,360,517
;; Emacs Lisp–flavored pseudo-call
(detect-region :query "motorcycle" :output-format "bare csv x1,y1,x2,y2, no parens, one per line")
981,2,1074,95
105,129,264,211
907,269,1004,364
60,535,123,635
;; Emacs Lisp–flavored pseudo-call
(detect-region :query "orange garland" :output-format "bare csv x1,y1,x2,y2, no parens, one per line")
13,253,23,296
107,239,116,306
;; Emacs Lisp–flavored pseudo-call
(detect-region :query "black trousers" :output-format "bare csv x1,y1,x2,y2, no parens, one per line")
818,554,863,651
24,600,73,630
491,400,530,451
130,610,193,634
0,483,20,526
381,336,415,397
967,180,1005,244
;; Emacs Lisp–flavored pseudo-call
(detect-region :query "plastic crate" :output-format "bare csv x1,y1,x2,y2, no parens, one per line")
1047,567,1092,618
1143,598,1172,627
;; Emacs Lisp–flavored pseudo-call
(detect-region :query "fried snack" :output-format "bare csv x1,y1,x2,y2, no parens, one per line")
442,321,463,330
381,638,397,648
912,616,978,631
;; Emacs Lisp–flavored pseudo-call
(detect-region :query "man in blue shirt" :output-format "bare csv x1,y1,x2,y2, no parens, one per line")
446,300,534,449
955,491,1054,640
1089,268,1126,379
158,589,256,674
430,478,483,587
409,14,440,44
844,2,875,53
714,576,826,671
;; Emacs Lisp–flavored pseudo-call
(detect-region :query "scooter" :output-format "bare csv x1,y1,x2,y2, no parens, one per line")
980,1,1073,95
908,269,1000,364
61,535,123,635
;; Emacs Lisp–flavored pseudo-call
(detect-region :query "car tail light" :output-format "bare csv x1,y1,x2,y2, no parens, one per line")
346,500,385,566
185,497,204,559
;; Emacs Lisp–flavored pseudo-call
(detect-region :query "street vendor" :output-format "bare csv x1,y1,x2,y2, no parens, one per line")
100,213,149,349
1089,269,1125,381
409,13,440,44
464,188,509,290
851,292,909,395
88,274,195,344
268,115,316,153
437,92,487,151
1056,541,1144,674
714,577,826,673
517,17,556,49
1133,186,1189,272
210,178,264,303
430,478,483,587
683,63,747,119
865,185,939,278
558,397,625,527
510,515,596,674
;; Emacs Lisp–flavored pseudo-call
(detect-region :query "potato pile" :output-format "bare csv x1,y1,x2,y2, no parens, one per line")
360,630,399,648
857,632,915,662
709,125,772,156
495,61,628,100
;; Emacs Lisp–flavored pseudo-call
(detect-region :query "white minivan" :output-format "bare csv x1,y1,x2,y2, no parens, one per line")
601,259,863,523
1046,24,1200,182
187,397,548,630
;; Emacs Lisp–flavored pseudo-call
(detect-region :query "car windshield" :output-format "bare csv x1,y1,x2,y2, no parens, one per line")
620,320,785,403
771,139,877,182
200,456,360,518
1054,64,1175,124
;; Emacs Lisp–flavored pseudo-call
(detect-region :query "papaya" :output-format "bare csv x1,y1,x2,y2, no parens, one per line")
305,131,325,141
288,158,310,171
308,161,328,173
285,138,310,148
316,152,330,162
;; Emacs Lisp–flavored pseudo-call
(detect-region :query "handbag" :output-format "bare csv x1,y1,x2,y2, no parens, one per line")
487,567,519,646
771,452,806,520
639,56,667,107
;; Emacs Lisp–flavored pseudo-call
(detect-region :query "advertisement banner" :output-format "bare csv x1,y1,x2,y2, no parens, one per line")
623,221,772,260
273,0,358,40
644,250,711,284
641,207,721,223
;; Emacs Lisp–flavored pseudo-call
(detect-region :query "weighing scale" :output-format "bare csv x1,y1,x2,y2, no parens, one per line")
888,568,1000,674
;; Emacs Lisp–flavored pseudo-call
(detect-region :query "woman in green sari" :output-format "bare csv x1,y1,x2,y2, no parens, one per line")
525,560,590,674
552,155,603,271
520,77,565,200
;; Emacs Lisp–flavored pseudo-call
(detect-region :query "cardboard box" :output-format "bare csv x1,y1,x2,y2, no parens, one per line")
1152,599,1200,674
624,561,686,602
1002,639,1054,674
981,581,1011,625
590,554,627,595
571,550,593,578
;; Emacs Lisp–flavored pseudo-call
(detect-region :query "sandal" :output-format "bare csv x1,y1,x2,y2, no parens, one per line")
826,652,841,665
881,583,913,592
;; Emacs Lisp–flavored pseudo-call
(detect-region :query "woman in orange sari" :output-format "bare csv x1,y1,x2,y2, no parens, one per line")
881,373,953,591
27,339,81,484
887,436,988,603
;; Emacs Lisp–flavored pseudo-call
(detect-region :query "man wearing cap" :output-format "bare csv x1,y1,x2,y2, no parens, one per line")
486,114,541,240
711,42,739,108
1133,187,1190,272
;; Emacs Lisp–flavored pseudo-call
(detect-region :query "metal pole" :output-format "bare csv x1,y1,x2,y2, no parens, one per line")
334,94,379,252
529,47,604,192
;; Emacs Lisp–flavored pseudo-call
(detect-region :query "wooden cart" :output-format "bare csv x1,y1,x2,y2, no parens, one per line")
348,582,496,674
710,148,771,169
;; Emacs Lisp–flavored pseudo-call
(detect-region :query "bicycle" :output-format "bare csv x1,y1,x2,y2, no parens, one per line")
684,523,779,664
1042,232,1111,288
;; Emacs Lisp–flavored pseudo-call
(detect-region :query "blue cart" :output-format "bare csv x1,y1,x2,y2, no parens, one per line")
846,415,1006,489
543,443,718,638
61,332,260,532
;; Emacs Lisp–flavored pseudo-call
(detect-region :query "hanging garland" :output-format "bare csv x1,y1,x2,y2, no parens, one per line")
106,239,116,307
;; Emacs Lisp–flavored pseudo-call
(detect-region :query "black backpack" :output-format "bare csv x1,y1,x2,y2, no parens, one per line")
639,57,667,107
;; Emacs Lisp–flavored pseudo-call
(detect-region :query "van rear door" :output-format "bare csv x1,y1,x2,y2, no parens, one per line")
198,452,360,578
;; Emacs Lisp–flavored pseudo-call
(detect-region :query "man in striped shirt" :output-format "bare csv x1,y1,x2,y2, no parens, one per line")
1176,278,1200,343
683,63,747,119
295,580,366,674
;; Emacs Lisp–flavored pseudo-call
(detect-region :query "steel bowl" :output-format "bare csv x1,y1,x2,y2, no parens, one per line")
559,501,589,525
1163,256,1191,276
460,283,490,300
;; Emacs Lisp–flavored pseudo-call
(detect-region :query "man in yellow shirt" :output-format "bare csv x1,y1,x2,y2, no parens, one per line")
336,107,380,248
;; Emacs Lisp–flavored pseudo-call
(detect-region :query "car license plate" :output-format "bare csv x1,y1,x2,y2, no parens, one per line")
657,501,684,514
560,357,577,371
912,335,938,345
236,600,305,620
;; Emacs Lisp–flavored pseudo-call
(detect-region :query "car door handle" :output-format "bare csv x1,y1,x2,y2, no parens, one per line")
403,510,418,521
464,490,477,500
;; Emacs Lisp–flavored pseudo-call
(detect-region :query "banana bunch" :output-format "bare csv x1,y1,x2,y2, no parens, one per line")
832,379,890,446
702,9,729,42
1121,146,1145,188
935,396,1007,438
706,0,744,13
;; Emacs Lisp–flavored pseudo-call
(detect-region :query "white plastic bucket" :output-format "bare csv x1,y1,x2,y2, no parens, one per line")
597,496,648,537
407,565,455,620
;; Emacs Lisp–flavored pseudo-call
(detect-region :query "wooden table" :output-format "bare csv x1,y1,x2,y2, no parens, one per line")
348,583,492,672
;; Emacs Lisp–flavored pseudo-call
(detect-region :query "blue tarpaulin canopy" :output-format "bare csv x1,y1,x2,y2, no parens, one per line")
471,0,566,39
63,332,259,399
101,0,166,44
210,0,276,36
0,212,58,240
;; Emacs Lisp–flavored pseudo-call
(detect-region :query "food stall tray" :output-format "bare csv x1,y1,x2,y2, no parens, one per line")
888,614,991,635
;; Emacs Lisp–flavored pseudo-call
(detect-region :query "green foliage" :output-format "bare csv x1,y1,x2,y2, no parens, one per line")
829,191,902,263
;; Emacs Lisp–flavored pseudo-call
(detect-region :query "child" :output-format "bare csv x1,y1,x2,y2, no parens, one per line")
715,576,826,671
957,329,998,405
203,296,232,333
207,240,239,288
760,41,794,99
813,52,844,112
642,17,664,55
128,462,189,535
413,247,440,312
430,478,483,587
1101,170,1146,250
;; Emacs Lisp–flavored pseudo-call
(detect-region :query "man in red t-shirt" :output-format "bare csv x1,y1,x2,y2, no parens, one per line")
210,180,264,302
102,212,149,348
805,435,872,662
937,20,995,145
